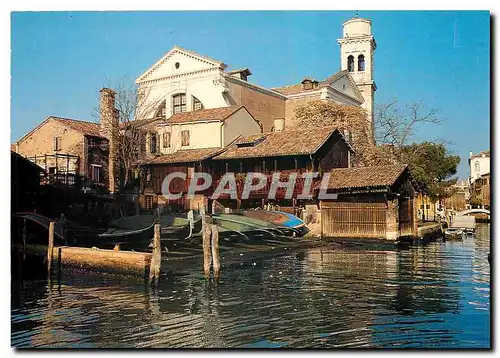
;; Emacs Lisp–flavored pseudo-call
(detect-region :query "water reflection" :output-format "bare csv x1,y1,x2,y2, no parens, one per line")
11,224,490,348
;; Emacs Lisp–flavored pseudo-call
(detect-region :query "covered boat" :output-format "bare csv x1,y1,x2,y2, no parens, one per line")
241,210,309,236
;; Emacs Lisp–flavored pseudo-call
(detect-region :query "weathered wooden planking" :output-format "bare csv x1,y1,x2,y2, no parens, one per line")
22,244,152,277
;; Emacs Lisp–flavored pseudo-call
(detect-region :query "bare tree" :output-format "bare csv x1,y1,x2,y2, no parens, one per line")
374,99,443,163
95,77,164,189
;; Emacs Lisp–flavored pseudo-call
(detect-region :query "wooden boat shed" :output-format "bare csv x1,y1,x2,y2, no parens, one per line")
317,164,419,241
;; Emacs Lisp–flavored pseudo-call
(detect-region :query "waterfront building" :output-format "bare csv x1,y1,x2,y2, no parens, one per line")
12,115,111,191
318,164,418,240
469,150,490,185
471,173,490,209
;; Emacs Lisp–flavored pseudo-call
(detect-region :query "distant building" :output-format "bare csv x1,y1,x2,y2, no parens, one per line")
469,150,490,184
12,89,119,193
444,180,470,212
468,150,490,208
471,173,490,209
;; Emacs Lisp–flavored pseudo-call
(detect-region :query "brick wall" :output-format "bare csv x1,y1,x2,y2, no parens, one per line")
227,80,285,132
16,119,85,175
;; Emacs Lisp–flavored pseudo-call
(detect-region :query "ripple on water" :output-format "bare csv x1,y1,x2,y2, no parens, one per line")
11,224,490,348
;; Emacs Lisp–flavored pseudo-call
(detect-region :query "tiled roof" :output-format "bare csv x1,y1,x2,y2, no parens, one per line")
470,150,490,159
272,70,349,96
214,127,348,160
51,117,104,138
138,147,225,165
167,106,244,124
319,164,409,190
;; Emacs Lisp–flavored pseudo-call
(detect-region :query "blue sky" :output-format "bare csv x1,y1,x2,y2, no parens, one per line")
11,11,490,179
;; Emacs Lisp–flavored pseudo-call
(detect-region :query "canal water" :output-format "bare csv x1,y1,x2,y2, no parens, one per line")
11,224,490,348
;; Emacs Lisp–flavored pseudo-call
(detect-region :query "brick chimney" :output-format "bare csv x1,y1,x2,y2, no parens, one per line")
100,87,119,194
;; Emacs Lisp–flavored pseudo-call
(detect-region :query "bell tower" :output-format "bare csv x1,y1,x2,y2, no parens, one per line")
338,16,377,140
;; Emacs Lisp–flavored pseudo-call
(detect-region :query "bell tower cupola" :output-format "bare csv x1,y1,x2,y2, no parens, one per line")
338,16,377,139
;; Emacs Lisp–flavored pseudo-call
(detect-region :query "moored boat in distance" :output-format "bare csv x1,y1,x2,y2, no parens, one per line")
444,227,464,240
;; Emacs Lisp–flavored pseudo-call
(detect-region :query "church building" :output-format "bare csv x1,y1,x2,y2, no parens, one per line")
135,15,377,156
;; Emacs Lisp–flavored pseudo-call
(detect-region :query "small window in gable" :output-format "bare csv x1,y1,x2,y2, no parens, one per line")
53,136,62,152
163,132,171,148
173,94,187,114
192,96,204,111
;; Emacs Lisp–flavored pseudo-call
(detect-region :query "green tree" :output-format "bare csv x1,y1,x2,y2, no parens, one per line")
401,142,460,200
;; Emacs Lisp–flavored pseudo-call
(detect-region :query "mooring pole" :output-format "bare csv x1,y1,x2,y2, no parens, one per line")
211,223,220,279
149,223,161,286
48,221,55,275
22,219,27,251
202,215,212,279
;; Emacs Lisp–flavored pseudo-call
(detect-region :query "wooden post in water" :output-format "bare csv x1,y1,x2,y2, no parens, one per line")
149,223,161,286
211,223,220,279
47,221,55,275
202,215,212,279
22,219,27,249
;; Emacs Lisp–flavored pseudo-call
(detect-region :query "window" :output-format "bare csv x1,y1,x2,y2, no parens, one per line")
53,137,62,151
163,132,171,148
358,54,365,71
426,204,431,209
347,55,354,72
475,160,480,172
150,132,158,154
91,164,102,183
155,100,166,118
140,133,146,153
145,195,153,211
173,93,187,114
181,130,190,147
192,96,204,111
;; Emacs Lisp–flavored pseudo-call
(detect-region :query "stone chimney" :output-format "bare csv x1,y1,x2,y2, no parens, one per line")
273,118,285,132
100,87,119,194
228,68,252,81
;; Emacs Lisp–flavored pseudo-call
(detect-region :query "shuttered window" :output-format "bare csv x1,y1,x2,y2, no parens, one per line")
181,130,190,147
163,132,171,148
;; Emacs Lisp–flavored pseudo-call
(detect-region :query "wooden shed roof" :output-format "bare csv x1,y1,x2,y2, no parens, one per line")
319,164,410,190
138,147,225,165
213,127,353,160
